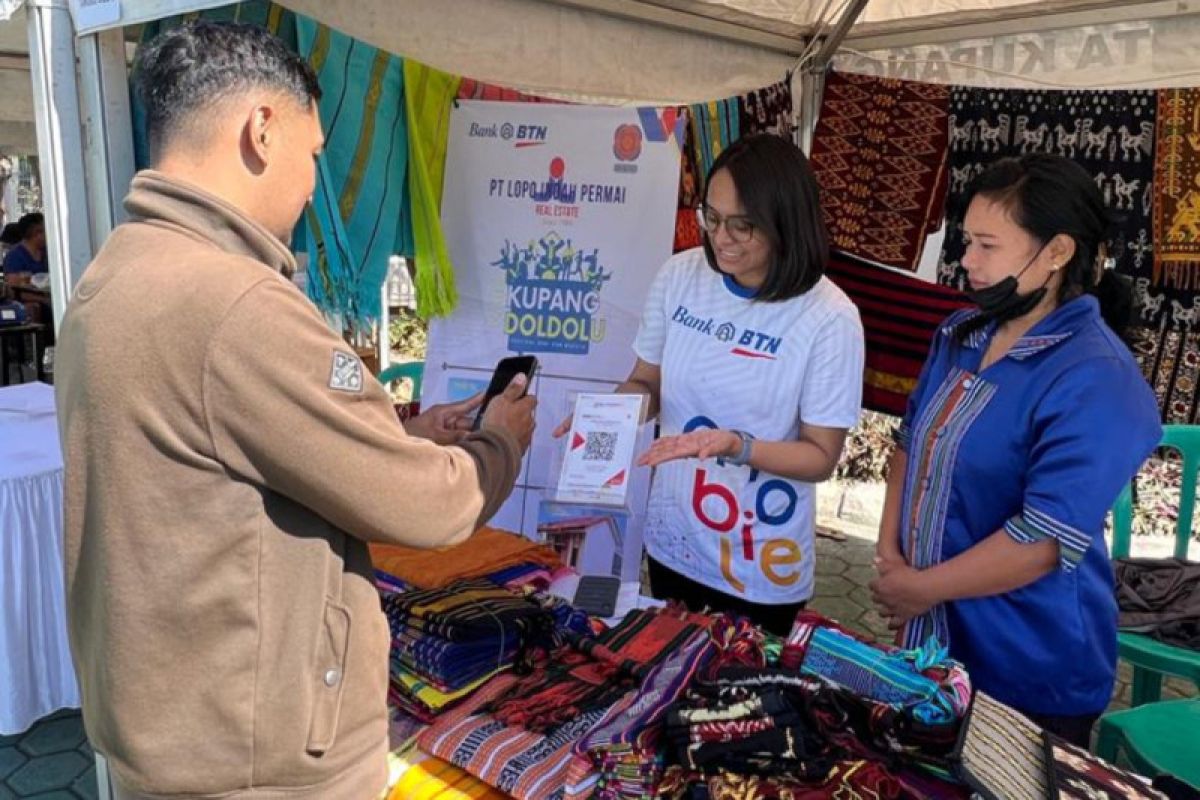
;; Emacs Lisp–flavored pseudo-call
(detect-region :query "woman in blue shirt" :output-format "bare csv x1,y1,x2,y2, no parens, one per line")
871,154,1161,747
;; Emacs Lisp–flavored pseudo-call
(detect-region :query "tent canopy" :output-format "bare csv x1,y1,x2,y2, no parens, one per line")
4,0,1193,103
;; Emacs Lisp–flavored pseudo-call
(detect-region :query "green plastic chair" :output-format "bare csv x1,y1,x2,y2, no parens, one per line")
1108,424,1200,706
377,361,424,400
1095,699,1200,788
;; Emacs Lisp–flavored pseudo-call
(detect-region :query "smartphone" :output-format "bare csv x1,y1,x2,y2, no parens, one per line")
472,355,538,431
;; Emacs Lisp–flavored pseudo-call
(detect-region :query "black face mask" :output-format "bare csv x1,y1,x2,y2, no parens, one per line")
966,245,1052,323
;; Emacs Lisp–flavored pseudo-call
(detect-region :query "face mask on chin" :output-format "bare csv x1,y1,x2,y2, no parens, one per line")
966,243,1054,324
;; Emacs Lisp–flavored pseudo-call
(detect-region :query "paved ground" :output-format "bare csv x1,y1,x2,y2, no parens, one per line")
0,709,97,799
6,526,1193,797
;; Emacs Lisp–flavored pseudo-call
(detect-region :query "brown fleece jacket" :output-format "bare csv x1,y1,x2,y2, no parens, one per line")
55,171,522,799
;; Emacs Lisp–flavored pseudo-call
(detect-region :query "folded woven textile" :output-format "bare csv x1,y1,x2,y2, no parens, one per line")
483,606,714,733
570,624,719,799
371,527,561,591
419,672,610,800
381,580,556,643
784,612,971,728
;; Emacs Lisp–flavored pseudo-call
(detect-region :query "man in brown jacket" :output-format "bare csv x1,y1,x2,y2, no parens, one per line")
54,21,534,800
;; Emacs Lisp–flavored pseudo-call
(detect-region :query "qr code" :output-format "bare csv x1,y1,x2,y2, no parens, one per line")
583,431,617,462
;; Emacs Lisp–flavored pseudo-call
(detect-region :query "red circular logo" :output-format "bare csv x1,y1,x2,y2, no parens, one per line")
613,124,643,162
549,157,566,179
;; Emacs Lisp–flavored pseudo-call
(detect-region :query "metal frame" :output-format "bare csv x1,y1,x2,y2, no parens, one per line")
77,26,134,247
796,0,868,154
26,0,91,331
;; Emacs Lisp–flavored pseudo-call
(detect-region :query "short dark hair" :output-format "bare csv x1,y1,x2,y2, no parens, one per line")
0,222,21,245
701,134,828,302
963,153,1132,333
133,20,321,161
17,212,43,239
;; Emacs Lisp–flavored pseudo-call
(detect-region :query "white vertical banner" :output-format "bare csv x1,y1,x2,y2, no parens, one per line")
426,100,683,564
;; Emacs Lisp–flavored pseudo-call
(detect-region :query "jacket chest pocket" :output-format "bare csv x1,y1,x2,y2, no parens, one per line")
306,598,352,755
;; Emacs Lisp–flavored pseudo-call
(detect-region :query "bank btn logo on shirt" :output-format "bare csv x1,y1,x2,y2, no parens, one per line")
328,350,364,393
671,305,784,360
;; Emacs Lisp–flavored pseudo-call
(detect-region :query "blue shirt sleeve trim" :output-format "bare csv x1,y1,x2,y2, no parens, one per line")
1003,506,1089,572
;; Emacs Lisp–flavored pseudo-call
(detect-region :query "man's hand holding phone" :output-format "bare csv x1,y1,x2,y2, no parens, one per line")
480,373,537,452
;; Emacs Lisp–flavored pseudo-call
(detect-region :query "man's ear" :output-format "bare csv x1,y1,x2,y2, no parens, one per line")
245,103,276,167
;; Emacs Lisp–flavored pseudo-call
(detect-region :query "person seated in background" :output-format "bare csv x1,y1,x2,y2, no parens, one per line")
2,212,47,278
0,221,21,265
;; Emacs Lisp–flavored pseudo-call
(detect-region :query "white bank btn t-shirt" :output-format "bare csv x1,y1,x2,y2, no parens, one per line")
635,248,864,604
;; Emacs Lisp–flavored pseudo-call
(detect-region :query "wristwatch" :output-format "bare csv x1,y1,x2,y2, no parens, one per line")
717,430,756,467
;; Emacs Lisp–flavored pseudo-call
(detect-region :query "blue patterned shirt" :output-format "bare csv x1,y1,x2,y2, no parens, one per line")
897,295,1160,716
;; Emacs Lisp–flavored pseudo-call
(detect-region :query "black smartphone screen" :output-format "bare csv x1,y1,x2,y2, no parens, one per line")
473,355,537,430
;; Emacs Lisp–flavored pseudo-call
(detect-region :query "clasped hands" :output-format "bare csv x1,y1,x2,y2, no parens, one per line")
869,544,938,632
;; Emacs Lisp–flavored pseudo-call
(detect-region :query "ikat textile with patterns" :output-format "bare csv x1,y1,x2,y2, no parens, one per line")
954,691,1048,800
419,672,607,800
483,606,713,733
1128,324,1200,423
826,252,971,415
569,626,718,800
938,87,1166,319
810,70,951,271
1044,734,1168,799
1153,89,1200,292
738,79,793,139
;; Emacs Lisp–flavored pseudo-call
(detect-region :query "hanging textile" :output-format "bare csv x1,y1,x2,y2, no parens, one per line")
1128,321,1200,423
938,87,1157,316
456,77,560,104
296,16,411,330
674,110,705,253
739,78,794,139
810,71,951,271
1154,88,1200,292
404,61,463,319
826,252,971,416
689,97,740,182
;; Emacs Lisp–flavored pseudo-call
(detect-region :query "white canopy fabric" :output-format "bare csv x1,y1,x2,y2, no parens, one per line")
0,0,1193,103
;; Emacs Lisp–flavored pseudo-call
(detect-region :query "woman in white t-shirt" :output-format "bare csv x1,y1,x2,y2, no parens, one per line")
560,134,865,634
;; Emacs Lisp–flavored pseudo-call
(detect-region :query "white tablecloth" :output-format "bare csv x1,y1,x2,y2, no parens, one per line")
0,382,79,735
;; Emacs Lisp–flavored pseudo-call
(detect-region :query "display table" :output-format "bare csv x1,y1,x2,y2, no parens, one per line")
0,382,79,734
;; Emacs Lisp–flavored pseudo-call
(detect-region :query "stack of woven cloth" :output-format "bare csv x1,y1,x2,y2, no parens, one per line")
381,579,586,722
418,605,714,800
371,526,564,594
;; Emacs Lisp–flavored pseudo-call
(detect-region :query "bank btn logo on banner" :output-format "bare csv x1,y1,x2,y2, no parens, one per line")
426,101,683,551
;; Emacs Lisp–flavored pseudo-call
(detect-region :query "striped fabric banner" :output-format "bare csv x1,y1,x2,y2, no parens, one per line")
825,252,971,416
297,15,411,329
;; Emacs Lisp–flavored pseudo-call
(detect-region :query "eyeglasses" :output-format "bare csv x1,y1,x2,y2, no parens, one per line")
696,205,757,244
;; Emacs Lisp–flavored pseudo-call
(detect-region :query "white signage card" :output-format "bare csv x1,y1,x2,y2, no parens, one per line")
556,393,643,506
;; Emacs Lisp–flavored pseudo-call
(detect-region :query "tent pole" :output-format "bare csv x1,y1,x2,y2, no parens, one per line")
78,27,135,248
797,0,868,154
27,0,93,332
811,0,870,69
